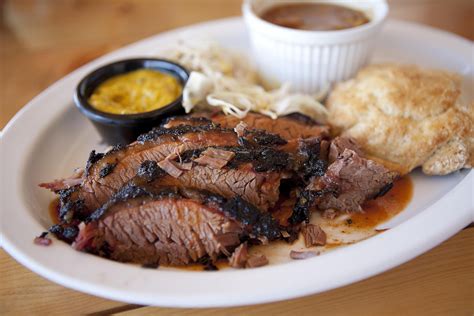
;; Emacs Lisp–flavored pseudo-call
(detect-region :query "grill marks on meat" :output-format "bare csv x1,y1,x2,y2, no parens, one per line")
74,184,281,265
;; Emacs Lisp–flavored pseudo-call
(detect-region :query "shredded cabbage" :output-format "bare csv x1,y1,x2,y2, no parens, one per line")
160,40,328,123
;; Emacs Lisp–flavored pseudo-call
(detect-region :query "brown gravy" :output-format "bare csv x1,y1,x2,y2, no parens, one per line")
261,3,370,31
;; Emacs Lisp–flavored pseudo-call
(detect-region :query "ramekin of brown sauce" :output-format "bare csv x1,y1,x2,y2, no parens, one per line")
242,0,388,93
75,59,189,145
261,3,370,31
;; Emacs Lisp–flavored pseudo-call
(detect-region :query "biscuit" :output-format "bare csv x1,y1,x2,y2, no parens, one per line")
326,64,473,175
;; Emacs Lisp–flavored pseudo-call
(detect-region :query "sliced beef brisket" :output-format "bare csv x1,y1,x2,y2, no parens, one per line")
310,148,398,212
164,112,329,140
46,127,240,221
40,112,401,268
289,136,398,222
73,185,281,265
46,121,317,222
82,127,238,207
157,164,282,211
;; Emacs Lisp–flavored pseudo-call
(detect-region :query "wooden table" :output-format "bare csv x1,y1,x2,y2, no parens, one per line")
1,1,473,315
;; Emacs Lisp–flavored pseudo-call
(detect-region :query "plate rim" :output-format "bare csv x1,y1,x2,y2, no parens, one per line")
1,17,473,308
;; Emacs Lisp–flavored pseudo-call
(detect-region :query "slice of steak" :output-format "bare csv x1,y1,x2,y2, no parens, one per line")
165,112,329,140
72,185,281,265
310,148,399,212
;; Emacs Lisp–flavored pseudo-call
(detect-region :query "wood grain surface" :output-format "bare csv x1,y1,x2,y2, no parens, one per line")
1,0,473,315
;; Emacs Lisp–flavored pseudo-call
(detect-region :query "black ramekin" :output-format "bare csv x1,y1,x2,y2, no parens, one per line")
74,58,189,145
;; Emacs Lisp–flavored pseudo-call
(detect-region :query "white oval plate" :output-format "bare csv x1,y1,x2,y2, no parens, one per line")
1,17,473,307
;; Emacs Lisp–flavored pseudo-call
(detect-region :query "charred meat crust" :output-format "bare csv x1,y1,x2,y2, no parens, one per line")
85,150,104,175
49,224,79,243
59,125,297,223
297,138,328,180
288,137,330,224
57,186,85,222
84,124,232,180
154,163,283,212
86,184,180,222
86,183,281,240
99,163,117,178
237,128,288,147
289,189,329,224
137,124,231,143
137,160,165,181
178,146,290,173
163,116,215,128
58,128,240,220
220,195,281,240
164,112,329,141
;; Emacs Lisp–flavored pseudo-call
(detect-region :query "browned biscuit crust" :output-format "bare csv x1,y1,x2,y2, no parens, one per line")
327,64,473,175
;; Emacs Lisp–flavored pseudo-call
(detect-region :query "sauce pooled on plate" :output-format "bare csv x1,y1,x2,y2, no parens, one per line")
261,3,370,31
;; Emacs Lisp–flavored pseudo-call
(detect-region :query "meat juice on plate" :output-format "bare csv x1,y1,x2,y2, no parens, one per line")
248,176,413,265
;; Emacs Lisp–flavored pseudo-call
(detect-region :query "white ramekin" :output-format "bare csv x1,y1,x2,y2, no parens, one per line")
242,0,389,94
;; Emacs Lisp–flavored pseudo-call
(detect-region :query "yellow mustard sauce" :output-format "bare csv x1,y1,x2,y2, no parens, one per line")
88,69,182,114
